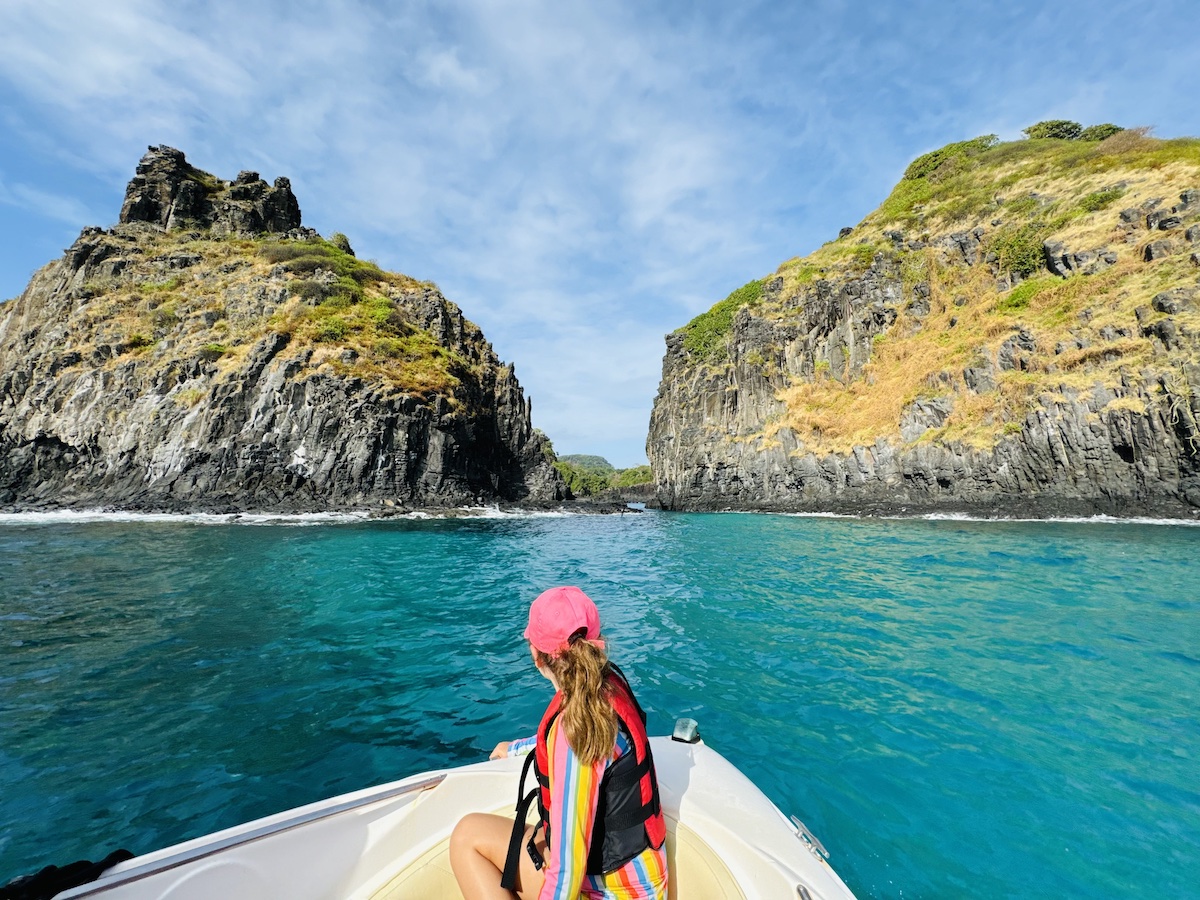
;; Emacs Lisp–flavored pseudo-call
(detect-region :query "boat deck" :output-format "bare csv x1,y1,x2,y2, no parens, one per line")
369,814,745,900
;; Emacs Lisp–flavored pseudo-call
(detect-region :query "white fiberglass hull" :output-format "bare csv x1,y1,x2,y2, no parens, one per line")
56,738,857,900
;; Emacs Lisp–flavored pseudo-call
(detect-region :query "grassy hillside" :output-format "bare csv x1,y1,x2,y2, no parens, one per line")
679,126,1200,454
552,455,652,495
71,230,484,404
558,454,616,474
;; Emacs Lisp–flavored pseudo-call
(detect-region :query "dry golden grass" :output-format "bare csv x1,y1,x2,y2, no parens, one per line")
62,232,471,402
755,136,1200,456
1104,395,1150,414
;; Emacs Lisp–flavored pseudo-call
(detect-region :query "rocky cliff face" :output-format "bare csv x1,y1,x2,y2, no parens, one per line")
0,146,564,512
649,133,1200,517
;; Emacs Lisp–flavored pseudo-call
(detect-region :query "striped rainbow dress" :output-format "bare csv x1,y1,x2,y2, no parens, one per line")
507,724,668,900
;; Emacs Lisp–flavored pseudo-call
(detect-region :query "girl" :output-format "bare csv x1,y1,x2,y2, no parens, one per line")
450,586,668,900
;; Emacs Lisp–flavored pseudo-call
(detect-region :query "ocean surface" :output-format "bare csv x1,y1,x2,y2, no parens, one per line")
1,509,1197,898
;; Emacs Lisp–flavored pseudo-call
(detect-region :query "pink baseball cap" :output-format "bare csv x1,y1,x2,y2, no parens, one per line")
524,586,602,656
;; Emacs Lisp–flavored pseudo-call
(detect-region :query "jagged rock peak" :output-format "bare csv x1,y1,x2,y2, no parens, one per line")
119,145,301,235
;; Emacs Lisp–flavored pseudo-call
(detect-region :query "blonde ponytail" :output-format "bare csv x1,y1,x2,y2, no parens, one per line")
541,634,617,766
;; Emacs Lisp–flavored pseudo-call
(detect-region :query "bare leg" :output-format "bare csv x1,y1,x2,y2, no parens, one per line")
450,813,547,900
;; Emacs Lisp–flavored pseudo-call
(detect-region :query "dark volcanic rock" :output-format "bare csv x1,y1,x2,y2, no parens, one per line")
1145,240,1175,261
120,145,302,235
1045,240,1118,277
899,397,953,442
647,230,1200,517
1152,289,1194,314
998,328,1037,371
0,150,564,512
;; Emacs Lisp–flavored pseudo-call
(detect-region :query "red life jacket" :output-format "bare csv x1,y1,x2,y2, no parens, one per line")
500,664,665,889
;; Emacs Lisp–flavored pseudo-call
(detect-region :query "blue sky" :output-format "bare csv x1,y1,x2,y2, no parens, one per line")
1,1,1197,467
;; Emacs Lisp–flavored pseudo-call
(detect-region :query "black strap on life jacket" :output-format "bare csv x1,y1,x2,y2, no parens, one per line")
500,751,541,891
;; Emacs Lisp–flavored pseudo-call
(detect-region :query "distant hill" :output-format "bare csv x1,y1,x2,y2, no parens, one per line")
558,454,616,474
553,455,652,497
649,123,1200,517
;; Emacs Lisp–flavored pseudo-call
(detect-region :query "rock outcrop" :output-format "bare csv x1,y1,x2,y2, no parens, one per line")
119,145,302,235
649,134,1200,517
0,147,564,512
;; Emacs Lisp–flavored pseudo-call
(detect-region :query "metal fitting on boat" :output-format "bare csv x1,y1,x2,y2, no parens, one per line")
671,717,701,743
790,815,830,860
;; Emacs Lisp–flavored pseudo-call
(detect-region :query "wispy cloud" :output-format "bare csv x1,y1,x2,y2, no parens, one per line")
0,177,94,226
1,0,1198,465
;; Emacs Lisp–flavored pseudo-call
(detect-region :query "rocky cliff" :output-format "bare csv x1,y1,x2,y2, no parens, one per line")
649,129,1200,517
0,146,564,512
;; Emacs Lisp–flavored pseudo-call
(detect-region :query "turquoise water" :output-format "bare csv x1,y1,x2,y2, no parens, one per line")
1,510,1197,898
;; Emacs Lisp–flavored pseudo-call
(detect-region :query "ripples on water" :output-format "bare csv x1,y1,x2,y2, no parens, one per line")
1,511,1197,898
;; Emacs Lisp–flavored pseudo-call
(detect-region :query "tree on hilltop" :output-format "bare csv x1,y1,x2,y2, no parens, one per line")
1023,120,1083,140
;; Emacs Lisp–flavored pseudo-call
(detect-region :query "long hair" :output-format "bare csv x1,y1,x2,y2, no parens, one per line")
538,630,617,766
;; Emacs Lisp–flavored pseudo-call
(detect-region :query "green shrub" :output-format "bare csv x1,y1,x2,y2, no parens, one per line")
1079,124,1123,142
200,342,230,359
1023,120,1083,140
328,232,355,256
996,276,1056,312
361,296,401,329
139,276,181,294
613,465,653,488
987,222,1050,278
878,177,934,223
151,303,179,328
902,135,999,181
373,336,404,358
851,244,877,271
259,238,383,286
1079,187,1125,212
259,241,319,263
558,455,616,475
314,317,348,342
126,332,153,350
680,279,764,361
291,279,332,301
335,275,364,304
369,331,449,365
789,264,822,285
553,460,610,496
279,254,332,276
938,187,994,222
1004,195,1041,216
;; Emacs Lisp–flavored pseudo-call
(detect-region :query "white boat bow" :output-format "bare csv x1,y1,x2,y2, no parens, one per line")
55,734,858,900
